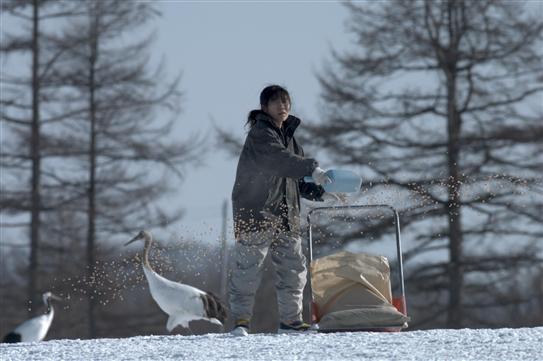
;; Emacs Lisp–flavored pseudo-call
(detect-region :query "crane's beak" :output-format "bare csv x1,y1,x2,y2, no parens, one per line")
124,234,141,246
50,293,63,302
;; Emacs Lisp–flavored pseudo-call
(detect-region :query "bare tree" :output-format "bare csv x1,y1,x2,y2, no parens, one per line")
0,0,82,315
0,0,45,315
302,0,543,328
39,0,200,337
1,0,200,338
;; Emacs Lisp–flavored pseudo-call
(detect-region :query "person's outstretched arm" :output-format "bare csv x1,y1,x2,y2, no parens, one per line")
249,127,317,178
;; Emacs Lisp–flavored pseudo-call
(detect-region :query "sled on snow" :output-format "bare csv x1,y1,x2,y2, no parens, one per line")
306,204,410,332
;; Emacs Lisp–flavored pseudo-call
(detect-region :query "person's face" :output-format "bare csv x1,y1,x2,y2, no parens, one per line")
263,96,291,124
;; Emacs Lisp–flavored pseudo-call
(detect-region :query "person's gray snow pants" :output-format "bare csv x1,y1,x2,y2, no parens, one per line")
228,229,307,323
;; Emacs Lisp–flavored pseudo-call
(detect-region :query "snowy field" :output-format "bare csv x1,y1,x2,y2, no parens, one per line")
1,327,542,361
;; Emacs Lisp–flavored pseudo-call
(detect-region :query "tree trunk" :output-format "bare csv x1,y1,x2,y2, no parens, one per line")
28,0,41,316
444,1,464,328
220,199,229,301
86,5,99,338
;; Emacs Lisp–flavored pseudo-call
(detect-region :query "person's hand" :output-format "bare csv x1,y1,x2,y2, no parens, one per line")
322,192,347,203
312,167,332,185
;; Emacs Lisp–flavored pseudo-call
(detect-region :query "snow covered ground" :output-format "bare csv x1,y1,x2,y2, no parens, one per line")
2,327,541,361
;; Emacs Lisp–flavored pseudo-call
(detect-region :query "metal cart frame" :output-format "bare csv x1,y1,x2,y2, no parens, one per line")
306,204,407,330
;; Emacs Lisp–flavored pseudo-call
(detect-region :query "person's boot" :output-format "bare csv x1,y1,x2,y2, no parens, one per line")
278,320,312,334
230,318,250,336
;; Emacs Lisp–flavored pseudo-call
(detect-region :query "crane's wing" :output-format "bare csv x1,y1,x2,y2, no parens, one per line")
13,314,51,342
143,266,206,316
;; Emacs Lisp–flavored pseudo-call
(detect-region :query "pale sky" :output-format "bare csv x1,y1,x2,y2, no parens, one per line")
151,1,351,243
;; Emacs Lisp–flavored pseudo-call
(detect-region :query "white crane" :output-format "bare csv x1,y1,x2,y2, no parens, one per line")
125,230,227,332
2,292,62,343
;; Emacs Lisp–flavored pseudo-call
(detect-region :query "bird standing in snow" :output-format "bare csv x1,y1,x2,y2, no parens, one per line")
2,292,62,343
125,230,227,332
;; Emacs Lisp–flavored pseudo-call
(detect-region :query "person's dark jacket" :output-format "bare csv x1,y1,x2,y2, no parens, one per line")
232,110,325,238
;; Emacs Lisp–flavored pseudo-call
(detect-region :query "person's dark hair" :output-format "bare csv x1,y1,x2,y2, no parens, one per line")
246,85,291,127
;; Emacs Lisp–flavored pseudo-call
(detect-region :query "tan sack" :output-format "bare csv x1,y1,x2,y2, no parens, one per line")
311,251,409,329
